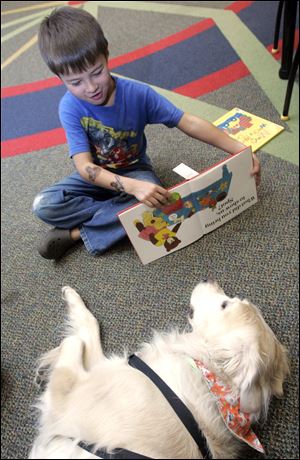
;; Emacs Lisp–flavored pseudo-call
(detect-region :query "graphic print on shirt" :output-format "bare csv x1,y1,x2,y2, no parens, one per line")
81,117,139,168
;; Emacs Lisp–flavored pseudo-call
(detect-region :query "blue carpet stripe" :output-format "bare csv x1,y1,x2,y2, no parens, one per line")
1,86,65,141
1,26,239,142
238,1,284,46
1,1,292,144
112,26,240,90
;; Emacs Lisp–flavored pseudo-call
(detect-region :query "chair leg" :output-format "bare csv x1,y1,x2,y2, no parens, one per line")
272,0,284,54
281,45,299,120
279,1,297,79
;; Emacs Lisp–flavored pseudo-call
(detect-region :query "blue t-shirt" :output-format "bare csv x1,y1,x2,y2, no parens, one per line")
59,77,184,169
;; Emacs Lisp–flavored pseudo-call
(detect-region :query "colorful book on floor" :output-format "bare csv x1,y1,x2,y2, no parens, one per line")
213,108,284,152
118,146,257,265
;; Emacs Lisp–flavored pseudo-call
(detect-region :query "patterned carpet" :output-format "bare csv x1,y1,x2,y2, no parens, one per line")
1,1,299,459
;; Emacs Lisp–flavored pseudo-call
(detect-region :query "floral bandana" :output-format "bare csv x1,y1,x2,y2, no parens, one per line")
191,358,265,453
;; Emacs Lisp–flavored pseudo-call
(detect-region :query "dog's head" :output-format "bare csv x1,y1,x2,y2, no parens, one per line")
189,280,289,419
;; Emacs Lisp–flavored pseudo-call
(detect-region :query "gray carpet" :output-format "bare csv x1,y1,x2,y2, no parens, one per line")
1,1,299,459
2,132,299,459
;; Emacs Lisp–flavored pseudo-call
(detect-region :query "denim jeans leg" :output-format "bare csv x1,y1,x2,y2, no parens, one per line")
79,168,163,255
79,194,137,254
32,172,115,229
33,168,163,256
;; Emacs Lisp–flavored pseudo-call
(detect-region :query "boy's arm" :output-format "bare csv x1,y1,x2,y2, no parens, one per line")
177,112,261,184
177,112,246,153
73,152,170,208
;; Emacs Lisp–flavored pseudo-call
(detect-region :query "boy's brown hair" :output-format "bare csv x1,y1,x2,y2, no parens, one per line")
38,6,108,76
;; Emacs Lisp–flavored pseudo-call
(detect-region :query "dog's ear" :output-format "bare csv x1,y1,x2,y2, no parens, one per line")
263,338,290,398
238,334,289,416
211,334,264,415
227,341,264,416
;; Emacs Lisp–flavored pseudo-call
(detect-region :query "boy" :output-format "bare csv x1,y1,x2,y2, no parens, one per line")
34,6,260,260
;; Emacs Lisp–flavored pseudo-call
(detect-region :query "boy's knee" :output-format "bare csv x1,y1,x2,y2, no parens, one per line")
33,194,44,215
32,193,53,221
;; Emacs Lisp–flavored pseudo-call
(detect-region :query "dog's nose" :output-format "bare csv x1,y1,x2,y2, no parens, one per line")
202,277,214,284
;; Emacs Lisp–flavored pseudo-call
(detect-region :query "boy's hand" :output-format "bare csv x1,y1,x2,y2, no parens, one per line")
251,152,261,186
126,179,170,208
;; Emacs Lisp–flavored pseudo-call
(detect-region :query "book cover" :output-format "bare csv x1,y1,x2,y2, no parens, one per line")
213,108,284,152
118,147,257,265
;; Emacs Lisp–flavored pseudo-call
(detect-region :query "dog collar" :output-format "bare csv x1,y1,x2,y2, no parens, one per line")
190,358,265,453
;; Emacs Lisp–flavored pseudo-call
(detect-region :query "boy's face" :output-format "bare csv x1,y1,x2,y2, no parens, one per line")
60,55,115,106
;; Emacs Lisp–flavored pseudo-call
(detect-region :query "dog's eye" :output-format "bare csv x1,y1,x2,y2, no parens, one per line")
221,301,228,309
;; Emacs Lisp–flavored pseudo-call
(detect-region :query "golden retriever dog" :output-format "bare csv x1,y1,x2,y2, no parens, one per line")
29,281,289,459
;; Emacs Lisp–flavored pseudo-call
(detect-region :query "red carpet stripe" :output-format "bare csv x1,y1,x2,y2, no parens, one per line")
2,1,295,158
1,39,286,100
4,12,296,100
173,61,249,98
1,19,215,98
1,76,62,98
108,19,215,69
226,1,254,13
1,128,66,158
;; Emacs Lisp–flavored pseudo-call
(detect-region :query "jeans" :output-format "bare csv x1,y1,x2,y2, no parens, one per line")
32,165,162,255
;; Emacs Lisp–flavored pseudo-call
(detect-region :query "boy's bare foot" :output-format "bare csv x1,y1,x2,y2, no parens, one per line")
38,228,81,260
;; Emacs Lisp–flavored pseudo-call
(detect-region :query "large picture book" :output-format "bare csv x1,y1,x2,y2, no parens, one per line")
213,108,284,152
118,147,257,265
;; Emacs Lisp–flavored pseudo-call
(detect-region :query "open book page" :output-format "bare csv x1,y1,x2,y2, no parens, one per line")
118,180,204,265
188,146,257,233
118,147,257,265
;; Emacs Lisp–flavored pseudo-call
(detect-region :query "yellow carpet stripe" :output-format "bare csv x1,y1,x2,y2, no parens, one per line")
1,2,67,15
1,16,48,43
1,35,37,70
1,10,50,29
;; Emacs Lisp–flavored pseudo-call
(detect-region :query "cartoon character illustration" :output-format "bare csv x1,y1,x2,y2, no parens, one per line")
133,164,233,254
198,192,217,209
217,112,253,136
134,212,167,240
134,211,182,252
194,165,232,210
153,192,196,225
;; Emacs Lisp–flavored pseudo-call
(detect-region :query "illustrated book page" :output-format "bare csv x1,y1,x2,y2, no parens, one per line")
118,180,203,265
118,146,257,264
189,146,257,234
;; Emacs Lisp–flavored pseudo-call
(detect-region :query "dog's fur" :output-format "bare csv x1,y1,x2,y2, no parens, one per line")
29,281,289,459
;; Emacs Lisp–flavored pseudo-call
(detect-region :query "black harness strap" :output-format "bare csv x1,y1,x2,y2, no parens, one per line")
78,441,152,459
128,354,210,459
78,354,211,459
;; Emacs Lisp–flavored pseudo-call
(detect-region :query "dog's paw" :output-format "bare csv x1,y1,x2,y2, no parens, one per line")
34,365,50,392
62,286,89,324
62,286,81,301
62,286,85,306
